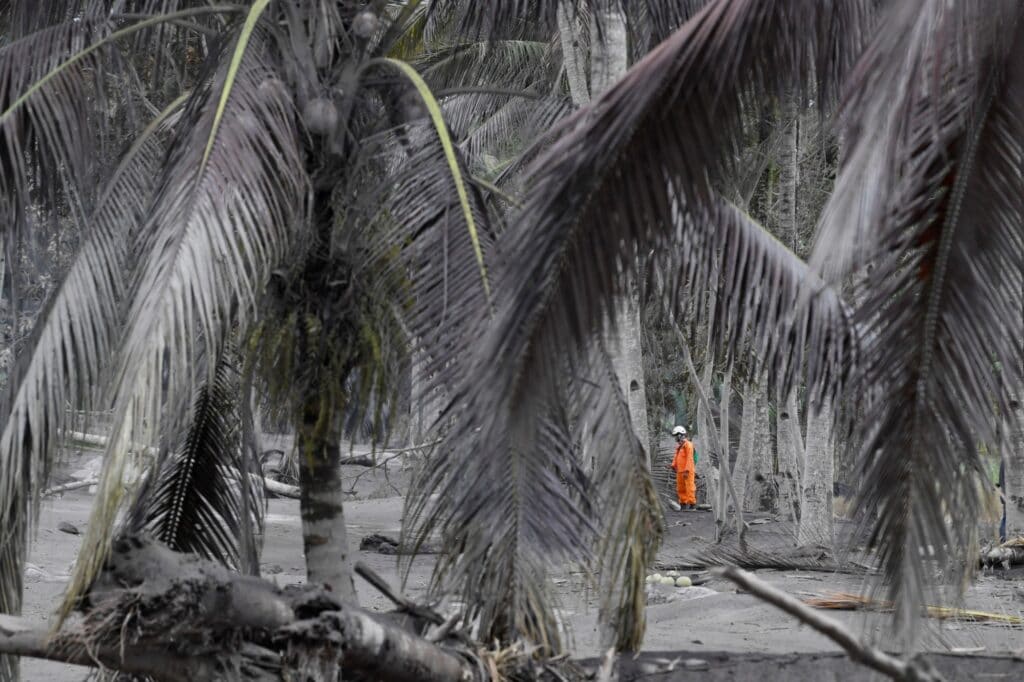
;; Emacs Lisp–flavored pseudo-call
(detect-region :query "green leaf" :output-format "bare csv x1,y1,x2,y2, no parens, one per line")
373,57,491,303
203,0,272,169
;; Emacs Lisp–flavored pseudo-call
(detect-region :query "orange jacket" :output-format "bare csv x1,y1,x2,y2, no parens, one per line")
671,440,694,474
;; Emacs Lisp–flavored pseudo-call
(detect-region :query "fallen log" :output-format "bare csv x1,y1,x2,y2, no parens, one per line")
359,532,443,555
0,537,476,682
983,537,1024,569
679,543,876,575
0,617,236,682
339,454,375,467
263,476,301,499
42,479,99,497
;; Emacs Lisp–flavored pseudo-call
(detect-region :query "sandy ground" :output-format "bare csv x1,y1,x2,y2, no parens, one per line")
16,449,1024,681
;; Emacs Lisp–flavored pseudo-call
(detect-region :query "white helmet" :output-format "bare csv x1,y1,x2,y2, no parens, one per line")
671,425,686,436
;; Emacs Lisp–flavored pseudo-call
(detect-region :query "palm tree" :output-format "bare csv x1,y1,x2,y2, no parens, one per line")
3,0,1024,678
0,1,503,677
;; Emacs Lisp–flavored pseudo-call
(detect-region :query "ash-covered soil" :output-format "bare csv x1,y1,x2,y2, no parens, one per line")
18,446,1024,681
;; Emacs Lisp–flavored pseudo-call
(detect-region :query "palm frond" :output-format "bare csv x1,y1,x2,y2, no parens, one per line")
427,0,580,40
64,15,306,616
419,39,554,92
657,196,855,405
406,364,596,651
0,17,109,234
0,93,178,680
635,0,710,44
405,0,870,651
815,0,1024,644
485,0,869,412
127,347,264,572
586,344,662,651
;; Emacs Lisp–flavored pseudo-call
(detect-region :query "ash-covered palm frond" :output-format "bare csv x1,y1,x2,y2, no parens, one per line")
585,343,662,651
127,347,264,573
482,0,869,408
427,0,579,40
811,0,1024,644
634,0,710,44
0,16,111,234
66,13,307,614
0,92,179,680
405,0,871,650
656,196,855,405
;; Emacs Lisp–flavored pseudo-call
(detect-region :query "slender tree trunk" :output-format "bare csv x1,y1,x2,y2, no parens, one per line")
588,0,628,96
586,1,650,464
798,398,834,548
607,295,650,460
778,94,800,256
777,388,803,534
696,359,719,510
744,374,774,512
586,2,653,652
557,1,589,107
732,389,756,511
718,369,732,528
1006,398,1024,536
298,397,356,601
293,189,357,601
774,97,803,531
1007,281,1024,536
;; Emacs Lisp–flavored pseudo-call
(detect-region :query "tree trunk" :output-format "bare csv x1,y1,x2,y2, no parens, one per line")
585,2,653,652
588,0,628,97
777,94,800,257
774,95,803,530
1,538,471,682
607,293,650,461
1006,398,1024,536
716,372,733,536
744,374,774,512
298,398,356,601
798,398,834,548
732,389,756,511
586,1,650,465
557,1,589,107
696,359,719,511
777,388,803,533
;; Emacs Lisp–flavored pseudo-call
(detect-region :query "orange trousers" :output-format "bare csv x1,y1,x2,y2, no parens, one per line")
676,469,696,505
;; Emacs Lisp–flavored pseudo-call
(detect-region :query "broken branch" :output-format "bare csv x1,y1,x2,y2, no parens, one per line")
715,567,938,681
42,479,99,496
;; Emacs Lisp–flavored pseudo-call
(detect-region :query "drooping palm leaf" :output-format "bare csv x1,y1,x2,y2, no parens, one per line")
0,18,107,235
127,346,264,573
428,0,580,40
656,195,855,406
406,0,872,650
64,10,306,616
0,92,181,680
812,0,1024,643
585,343,662,651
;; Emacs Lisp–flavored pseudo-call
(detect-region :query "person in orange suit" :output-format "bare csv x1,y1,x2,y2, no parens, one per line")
670,425,696,510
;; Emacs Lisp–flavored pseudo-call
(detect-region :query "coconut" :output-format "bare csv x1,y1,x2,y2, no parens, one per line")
675,576,693,588
665,570,680,578
645,574,656,584
651,573,662,582
352,11,380,39
659,577,676,586
303,97,338,136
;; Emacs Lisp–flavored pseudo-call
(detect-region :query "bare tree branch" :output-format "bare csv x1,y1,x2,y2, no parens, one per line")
715,567,939,681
